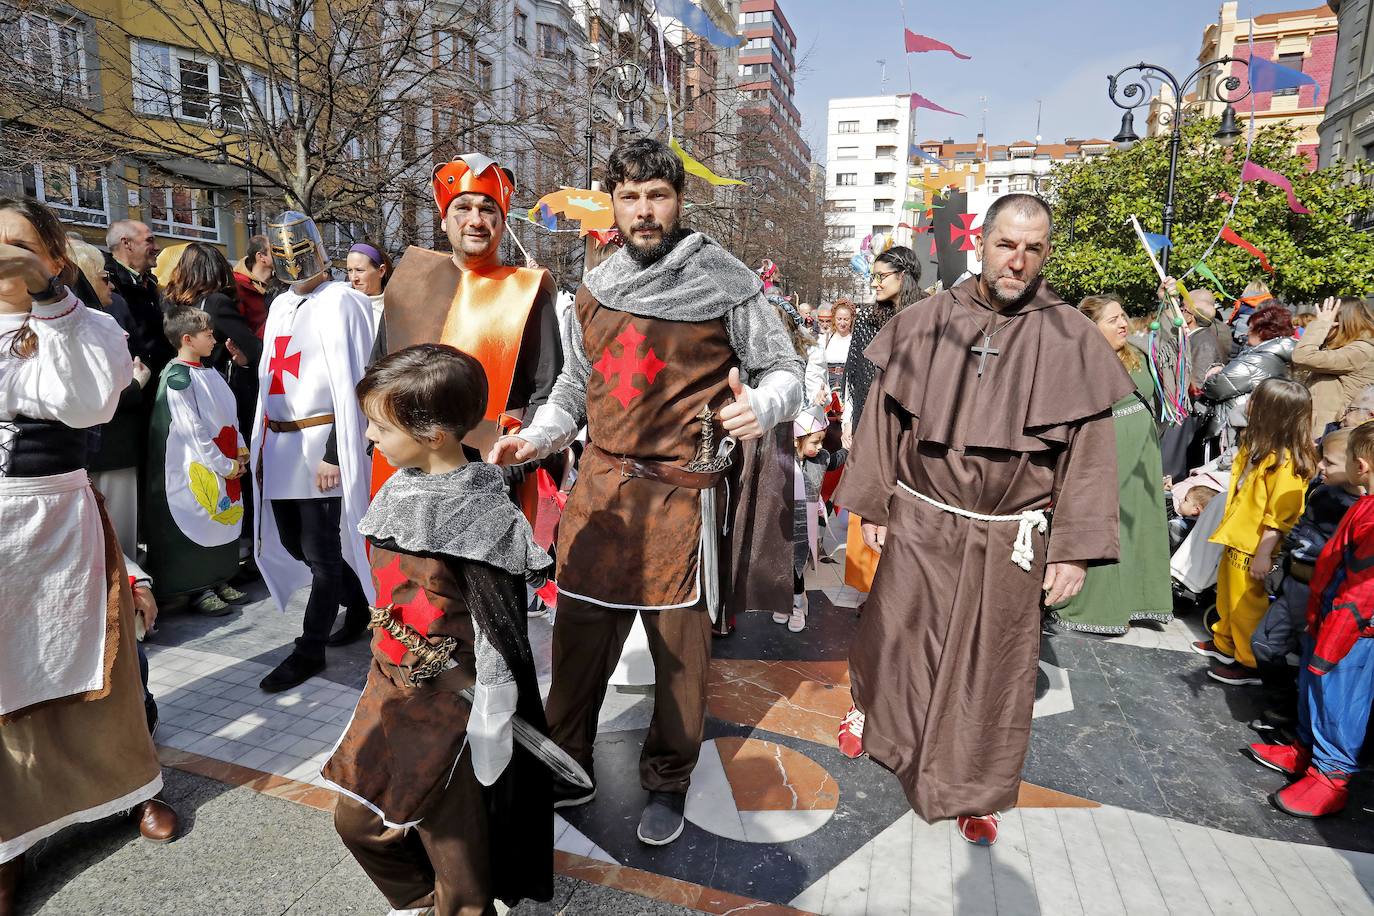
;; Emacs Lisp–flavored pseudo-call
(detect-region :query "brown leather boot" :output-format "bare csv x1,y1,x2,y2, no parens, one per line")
132,796,180,843
0,853,24,916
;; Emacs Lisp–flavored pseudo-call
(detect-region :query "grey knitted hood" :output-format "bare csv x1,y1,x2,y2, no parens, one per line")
584,231,763,321
359,463,552,581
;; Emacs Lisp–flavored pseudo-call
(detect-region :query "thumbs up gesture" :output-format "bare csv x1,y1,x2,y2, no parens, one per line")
718,367,764,441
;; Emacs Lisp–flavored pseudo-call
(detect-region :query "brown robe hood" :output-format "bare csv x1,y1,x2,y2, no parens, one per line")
865,276,1135,453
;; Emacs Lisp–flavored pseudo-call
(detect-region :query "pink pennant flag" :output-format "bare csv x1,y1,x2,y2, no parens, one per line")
1240,160,1310,214
909,91,964,117
904,29,971,60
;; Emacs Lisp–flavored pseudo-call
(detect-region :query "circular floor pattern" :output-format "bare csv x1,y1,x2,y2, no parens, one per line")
684,736,839,844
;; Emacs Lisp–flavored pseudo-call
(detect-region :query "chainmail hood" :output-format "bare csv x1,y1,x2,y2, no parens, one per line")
583,231,763,321
359,462,552,581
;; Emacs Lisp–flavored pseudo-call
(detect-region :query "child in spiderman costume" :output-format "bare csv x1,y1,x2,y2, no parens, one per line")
1245,420,1374,818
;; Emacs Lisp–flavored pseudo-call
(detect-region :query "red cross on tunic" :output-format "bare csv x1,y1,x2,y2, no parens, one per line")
371,556,447,665
951,213,982,252
594,324,666,409
268,335,301,395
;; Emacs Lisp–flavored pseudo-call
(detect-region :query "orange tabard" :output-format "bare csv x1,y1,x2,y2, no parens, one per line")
370,247,546,496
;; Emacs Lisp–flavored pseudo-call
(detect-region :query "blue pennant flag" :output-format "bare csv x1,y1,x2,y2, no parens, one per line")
1247,55,1321,104
537,203,558,231
910,146,947,168
656,0,744,47
1141,231,1172,255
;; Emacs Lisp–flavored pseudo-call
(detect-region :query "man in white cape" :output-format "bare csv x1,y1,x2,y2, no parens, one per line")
251,211,375,692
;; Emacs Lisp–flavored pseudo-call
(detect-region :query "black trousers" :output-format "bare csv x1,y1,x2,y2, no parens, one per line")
272,497,369,661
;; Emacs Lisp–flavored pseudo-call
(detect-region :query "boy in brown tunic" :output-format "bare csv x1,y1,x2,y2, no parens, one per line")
322,345,554,915
489,139,804,845
834,195,1134,847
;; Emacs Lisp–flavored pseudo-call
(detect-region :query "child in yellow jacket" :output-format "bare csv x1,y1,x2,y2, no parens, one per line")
1196,379,1319,685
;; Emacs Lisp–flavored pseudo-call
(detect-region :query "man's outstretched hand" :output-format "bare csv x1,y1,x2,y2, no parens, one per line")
487,435,538,466
718,367,764,441
1042,561,1087,606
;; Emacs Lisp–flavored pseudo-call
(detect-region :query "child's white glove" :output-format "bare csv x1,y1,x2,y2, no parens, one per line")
468,679,517,786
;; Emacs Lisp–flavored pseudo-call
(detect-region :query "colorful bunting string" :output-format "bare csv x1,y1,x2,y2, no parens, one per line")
1193,262,1233,299
656,0,744,47
1140,232,1172,255
910,146,948,168
1247,55,1321,104
1220,226,1274,273
1240,160,1310,214
903,29,970,60
909,90,963,117
670,137,745,186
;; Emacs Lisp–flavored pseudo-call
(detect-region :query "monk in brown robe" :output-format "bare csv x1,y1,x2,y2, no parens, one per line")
489,139,803,846
834,194,1134,847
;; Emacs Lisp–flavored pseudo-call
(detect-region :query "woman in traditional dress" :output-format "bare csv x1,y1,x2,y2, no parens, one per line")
1049,295,1173,634
0,198,176,914
841,247,924,596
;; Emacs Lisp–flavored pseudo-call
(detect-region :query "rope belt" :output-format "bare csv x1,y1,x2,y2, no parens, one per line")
897,480,1048,572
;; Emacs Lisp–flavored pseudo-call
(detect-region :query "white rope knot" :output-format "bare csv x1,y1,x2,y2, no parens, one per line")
898,481,1048,572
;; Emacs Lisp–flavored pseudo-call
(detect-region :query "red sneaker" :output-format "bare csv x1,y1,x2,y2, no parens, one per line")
1244,742,1312,776
837,706,865,758
1191,640,1236,664
1273,767,1349,818
957,813,1000,846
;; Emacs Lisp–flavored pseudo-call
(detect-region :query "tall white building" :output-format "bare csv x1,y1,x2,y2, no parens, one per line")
823,95,917,262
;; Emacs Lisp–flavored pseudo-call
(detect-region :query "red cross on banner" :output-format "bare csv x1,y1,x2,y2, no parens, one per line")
594,324,666,409
267,335,301,395
951,213,982,251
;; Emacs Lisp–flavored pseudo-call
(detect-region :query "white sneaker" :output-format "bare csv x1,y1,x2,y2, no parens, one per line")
788,593,808,632
772,610,790,624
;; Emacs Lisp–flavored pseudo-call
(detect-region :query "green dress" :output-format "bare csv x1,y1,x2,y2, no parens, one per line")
1051,355,1173,634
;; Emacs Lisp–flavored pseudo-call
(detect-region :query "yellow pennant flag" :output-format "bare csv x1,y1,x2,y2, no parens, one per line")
670,137,745,187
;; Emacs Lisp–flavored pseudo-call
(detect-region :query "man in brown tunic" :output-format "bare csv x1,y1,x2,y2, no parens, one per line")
489,139,803,846
834,194,1134,847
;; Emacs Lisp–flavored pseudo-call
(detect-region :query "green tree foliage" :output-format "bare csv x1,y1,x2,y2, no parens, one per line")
1043,119,1374,313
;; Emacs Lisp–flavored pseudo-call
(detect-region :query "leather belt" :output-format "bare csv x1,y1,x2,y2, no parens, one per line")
590,445,724,490
267,413,335,433
1289,558,1314,584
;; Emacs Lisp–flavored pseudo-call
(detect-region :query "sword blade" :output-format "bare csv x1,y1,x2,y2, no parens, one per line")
459,687,593,789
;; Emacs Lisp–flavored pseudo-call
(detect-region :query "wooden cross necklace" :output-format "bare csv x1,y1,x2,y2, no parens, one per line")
971,313,1018,377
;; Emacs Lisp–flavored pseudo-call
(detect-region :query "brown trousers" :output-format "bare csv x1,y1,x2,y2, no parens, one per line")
544,598,711,794
333,752,494,916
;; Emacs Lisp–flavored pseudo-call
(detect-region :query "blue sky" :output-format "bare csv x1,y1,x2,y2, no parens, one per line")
780,0,1318,160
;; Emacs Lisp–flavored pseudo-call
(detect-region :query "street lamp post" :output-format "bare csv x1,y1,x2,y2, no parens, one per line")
585,62,648,189
1106,59,1251,275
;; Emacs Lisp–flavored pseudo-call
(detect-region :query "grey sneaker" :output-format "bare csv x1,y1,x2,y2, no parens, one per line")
636,790,686,846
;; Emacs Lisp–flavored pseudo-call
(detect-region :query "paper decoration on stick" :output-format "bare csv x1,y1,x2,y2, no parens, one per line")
1140,232,1172,255
670,137,745,186
910,91,964,117
1220,226,1274,273
529,188,614,236
656,0,744,47
1240,160,1310,214
903,29,971,60
1247,55,1321,104
950,213,981,251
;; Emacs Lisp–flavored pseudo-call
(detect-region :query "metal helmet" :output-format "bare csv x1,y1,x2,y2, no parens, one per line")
267,211,327,284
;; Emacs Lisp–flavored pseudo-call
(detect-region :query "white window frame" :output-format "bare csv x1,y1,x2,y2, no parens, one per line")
514,9,528,48
835,172,857,186
835,146,858,159
837,120,859,134
24,162,109,226
9,8,90,98
131,39,288,127
147,183,222,241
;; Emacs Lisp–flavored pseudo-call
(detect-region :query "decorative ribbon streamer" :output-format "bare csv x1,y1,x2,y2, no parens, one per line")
1240,160,1311,214
656,0,744,47
903,29,970,59
670,137,745,186
1247,55,1321,104
909,90,963,117
1140,231,1172,255
1220,226,1274,273
1193,262,1233,299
